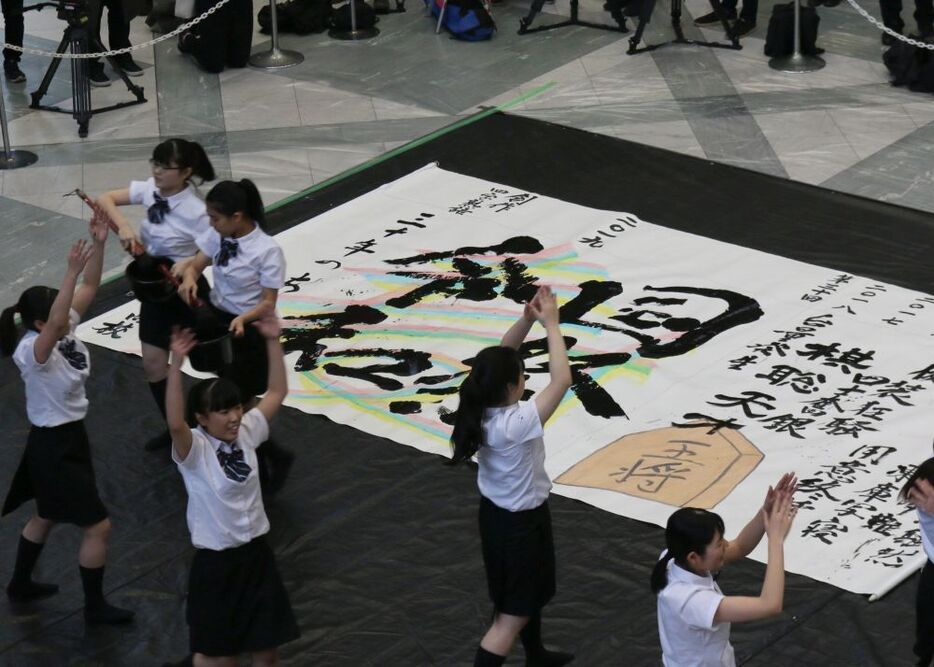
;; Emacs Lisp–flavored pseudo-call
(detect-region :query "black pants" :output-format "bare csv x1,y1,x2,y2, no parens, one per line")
91,0,132,69
880,0,934,33
917,560,934,667
1,0,24,64
189,0,253,73
716,0,757,23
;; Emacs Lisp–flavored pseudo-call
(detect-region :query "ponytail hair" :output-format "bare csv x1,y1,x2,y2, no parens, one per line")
898,456,934,503
450,346,524,464
186,377,243,427
205,179,266,230
152,138,216,184
0,286,59,357
650,507,725,594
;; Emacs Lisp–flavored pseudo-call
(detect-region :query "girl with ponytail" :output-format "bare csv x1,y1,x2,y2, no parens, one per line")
180,178,293,496
1,216,134,625
652,473,798,666
95,137,216,453
898,457,934,667
451,285,574,667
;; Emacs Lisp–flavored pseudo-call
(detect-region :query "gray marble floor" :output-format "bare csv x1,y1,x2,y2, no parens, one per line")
0,0,931,304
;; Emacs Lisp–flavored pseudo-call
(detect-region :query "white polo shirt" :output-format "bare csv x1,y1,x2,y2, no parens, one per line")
129,178,211,261
196,226,286,315
477,400,552,512
13,309,90,427
657,555,734,667
172,408,270,551
920,509,934,562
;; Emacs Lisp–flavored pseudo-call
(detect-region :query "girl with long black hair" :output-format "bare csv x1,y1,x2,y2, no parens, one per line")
0,216,133,624
451,285,574,667
96,138,216,452
899,457,934,667
651,474,798,666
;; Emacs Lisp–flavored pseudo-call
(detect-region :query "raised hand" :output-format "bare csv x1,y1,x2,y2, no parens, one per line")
764,490,798,541
528,285,560,327
763,472,798,513
89,209,110,243
169,326,198,359
66,239,94,274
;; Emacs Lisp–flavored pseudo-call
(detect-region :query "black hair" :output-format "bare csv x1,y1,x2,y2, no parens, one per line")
650,507,726,594
0,286,59,357
205,179,266,230
185,377,243,427
152,138,215,184
450,346,524,464
898,457,934,503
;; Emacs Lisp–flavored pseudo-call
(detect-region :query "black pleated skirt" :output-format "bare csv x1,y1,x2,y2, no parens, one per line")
478,495,556,616
2,420,108,526
187,536,299,656
139,275,210,350
210,305,269,400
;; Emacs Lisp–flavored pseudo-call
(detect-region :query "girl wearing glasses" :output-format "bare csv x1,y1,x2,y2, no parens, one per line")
96,138,215,453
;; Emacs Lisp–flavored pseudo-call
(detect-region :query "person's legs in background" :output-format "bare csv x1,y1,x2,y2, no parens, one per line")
1,0,26,82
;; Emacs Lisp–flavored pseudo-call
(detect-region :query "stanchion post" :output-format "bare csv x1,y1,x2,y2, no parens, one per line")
0,81,38,170
769,0,826,72
329,0,381,39
249,0,305,69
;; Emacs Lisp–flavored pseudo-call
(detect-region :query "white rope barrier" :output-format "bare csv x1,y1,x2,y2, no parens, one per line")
0,0,233,58
844,0,934,50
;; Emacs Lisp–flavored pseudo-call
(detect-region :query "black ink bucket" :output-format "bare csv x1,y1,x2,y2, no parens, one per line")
189,323,234,374
125,256,176,304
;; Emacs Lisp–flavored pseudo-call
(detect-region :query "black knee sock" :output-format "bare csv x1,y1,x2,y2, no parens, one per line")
148,379,168,418
521,612,574,666
79,565,106,610
474,646,507,667
9,535,44,587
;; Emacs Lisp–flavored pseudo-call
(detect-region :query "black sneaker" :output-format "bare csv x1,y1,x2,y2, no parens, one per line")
177,31,196,55
6,580,59,602
115,56,143,77
88,67,111,87
85,602,135,625
694,10,734,24
4,62,25,83
732,18,756,36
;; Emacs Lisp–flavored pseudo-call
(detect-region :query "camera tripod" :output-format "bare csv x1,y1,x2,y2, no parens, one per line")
519,0,628,35
626,0,741,54
29,10,146,138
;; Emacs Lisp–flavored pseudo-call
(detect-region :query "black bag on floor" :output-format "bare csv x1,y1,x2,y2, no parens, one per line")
883,39,934,92
764,2,823,56
330,0,378,29
258,0,331,34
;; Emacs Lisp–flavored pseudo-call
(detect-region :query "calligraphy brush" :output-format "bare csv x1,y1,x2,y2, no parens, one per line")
64,189,220,337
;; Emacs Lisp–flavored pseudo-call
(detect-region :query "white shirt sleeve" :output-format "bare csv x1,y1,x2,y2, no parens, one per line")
677,586,724,630
258,243,286,290
128,180,149,206
173,429,205,468
238,409,270,450
196,229,220,260
505,401,545,444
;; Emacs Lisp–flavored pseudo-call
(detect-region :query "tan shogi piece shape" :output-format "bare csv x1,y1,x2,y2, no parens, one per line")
556,424,763,509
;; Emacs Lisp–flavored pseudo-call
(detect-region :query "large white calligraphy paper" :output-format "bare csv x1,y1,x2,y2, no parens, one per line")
78,164,934,595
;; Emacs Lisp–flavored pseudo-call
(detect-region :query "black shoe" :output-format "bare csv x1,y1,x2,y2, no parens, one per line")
694,10,734,24
177,31,196,54
85,602,134,625
161,655,193,667
88,68,111,87
6,580,59,602
731,18,756,36
115,56,143,77
144,429,172,452
3,62,25,83
526,648,575,667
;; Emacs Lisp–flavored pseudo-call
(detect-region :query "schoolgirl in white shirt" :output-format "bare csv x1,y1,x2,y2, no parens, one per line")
165,312,299,665
651,474,798,667
450,286,574,667
0,218,134,625
899,457,934,667
180,179,293,495
96,138,216,452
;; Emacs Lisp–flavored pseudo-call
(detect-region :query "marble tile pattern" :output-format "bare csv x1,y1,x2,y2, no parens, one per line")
1,0,932,305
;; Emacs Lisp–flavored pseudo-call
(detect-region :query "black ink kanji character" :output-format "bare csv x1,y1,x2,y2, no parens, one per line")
671,414,745,434
855,481,899,504
892,529,921,549
866,547,910,567
282,272,312,293
801,394,846,417
852,400,892,422
833,305,856,315
865,513,901,536
344,239,378,256
280,305,388,372
797,343,876,374
754,364,826,394
819,417,878,439
707,391,777,418
873,380,925,406
848,444,897,465
759,413,813,439
315,259,342,270
321,348,433,391
836,500,877,519
909,363,934,384
801,517,848,545
579,236,605,249
885,464,916,484
91,314,139,340
748,341,790,357
797,477,844,506
728,355,758,371
609,458,692,493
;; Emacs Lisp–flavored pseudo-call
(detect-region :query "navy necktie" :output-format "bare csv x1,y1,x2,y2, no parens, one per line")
147,194,170,224
216,443,251,482
216,238,239,267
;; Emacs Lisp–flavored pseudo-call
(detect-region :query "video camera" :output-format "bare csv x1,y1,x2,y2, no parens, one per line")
56,0,91,25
